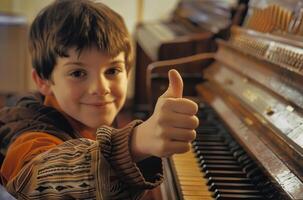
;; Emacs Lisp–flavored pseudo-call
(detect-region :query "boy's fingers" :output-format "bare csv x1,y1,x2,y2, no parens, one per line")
165,127,196,142
164,98,198,115
161,69,183,99
167,113,199,129
167,141,191,155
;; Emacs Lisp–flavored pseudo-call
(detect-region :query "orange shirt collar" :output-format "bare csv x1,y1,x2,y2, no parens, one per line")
44,95,96,140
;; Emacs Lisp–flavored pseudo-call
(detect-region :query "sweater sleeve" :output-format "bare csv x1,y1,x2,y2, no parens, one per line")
98,120,163,189
1,132,64,184
4,120,163,200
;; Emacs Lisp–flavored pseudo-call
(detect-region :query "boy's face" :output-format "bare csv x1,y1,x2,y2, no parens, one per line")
48,47,128,129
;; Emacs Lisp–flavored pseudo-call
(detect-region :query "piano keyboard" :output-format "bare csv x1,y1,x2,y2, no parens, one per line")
169,103,285,200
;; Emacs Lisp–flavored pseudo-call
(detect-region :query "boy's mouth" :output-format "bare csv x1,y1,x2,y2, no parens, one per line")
82,102,113,107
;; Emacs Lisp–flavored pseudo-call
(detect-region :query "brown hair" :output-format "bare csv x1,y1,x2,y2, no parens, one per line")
29,0,133,80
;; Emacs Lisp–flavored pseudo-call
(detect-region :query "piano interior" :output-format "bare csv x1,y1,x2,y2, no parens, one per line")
141,0,303,199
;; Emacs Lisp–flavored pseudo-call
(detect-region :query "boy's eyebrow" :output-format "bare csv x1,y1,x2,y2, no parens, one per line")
63,60,125,67
109,60,125,65
64,61,85,66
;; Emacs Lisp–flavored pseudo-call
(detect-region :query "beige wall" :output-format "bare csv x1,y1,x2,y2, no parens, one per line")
98,0,179,33
143,0,178,22
0,0,13,13
9,0,179,35
12,0,53,23
0,0,53,91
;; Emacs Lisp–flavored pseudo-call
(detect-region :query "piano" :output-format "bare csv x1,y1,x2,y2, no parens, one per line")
134,0,249,116
146,1,303,199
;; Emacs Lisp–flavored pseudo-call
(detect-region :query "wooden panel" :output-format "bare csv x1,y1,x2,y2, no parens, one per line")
0,16,29,93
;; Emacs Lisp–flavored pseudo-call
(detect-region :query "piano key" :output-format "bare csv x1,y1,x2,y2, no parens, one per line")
237,154,250,163
180,180,208,186
242,162,256,172
214,189,261,195
201,164,242,171
207,177,251,185
193,141,228,146
201,159,239,165
228,143,241,149
239,158,254,166
246,167,262,178
204,170,247,178
183,195,213,200
232,149,246,158
196,150,234,156
196,127,220,134
209,182,257,191
215,193,265,200
182,189,213,196
198,155,236,161
195,136,224,142
194,145,230,151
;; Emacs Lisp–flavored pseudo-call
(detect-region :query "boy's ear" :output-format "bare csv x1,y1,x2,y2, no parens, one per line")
32,70,52,96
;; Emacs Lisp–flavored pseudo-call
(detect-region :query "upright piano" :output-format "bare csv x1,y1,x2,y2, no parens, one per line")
149,1,303,199
134,0,249,116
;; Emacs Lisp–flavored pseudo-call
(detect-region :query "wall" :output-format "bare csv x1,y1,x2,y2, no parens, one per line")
0,0,13,13
143,0,178,22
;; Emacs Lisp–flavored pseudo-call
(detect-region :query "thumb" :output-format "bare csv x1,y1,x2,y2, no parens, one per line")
161,69,183,98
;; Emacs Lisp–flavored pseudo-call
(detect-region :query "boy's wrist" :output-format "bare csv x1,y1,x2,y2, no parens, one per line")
130,121,152,162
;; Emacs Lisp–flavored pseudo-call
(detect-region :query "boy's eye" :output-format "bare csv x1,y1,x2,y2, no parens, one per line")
105,68,122,75
69,70,87,78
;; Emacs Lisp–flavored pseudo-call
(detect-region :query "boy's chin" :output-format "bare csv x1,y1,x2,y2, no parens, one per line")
85,119,114,129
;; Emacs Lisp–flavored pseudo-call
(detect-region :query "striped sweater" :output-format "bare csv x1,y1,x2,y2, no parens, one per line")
0,93,163,199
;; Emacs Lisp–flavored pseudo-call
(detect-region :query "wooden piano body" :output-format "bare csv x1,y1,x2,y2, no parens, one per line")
146,1,303,199
134,0,248,115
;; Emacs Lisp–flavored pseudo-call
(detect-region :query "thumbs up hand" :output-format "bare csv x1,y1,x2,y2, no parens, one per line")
131,69,199,161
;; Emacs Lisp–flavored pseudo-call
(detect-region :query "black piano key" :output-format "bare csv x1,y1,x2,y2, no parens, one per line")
209,182,256,191
196,150,234,157
214,189,261,195
195,135,223,142
243,162,257,173
207,177,251,185
233,149,246,158
229,145,242,152
198,155,236,161
195,146,230,151
201,164,242,171
204,170,247,178
201,159,239,165
240,158,254,166
237,154,250,163
251,175,266,184
215,193,265,200
226,140,239,147
193,141,227,146
196,126,219,134
246,167,262,178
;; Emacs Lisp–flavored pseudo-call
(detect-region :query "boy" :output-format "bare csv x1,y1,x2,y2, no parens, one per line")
0,0,198,199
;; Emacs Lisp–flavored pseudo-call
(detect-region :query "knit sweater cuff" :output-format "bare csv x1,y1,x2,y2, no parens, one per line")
96,120,163,189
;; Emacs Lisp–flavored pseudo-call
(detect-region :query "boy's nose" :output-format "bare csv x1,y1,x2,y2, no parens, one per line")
89,75,110,96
